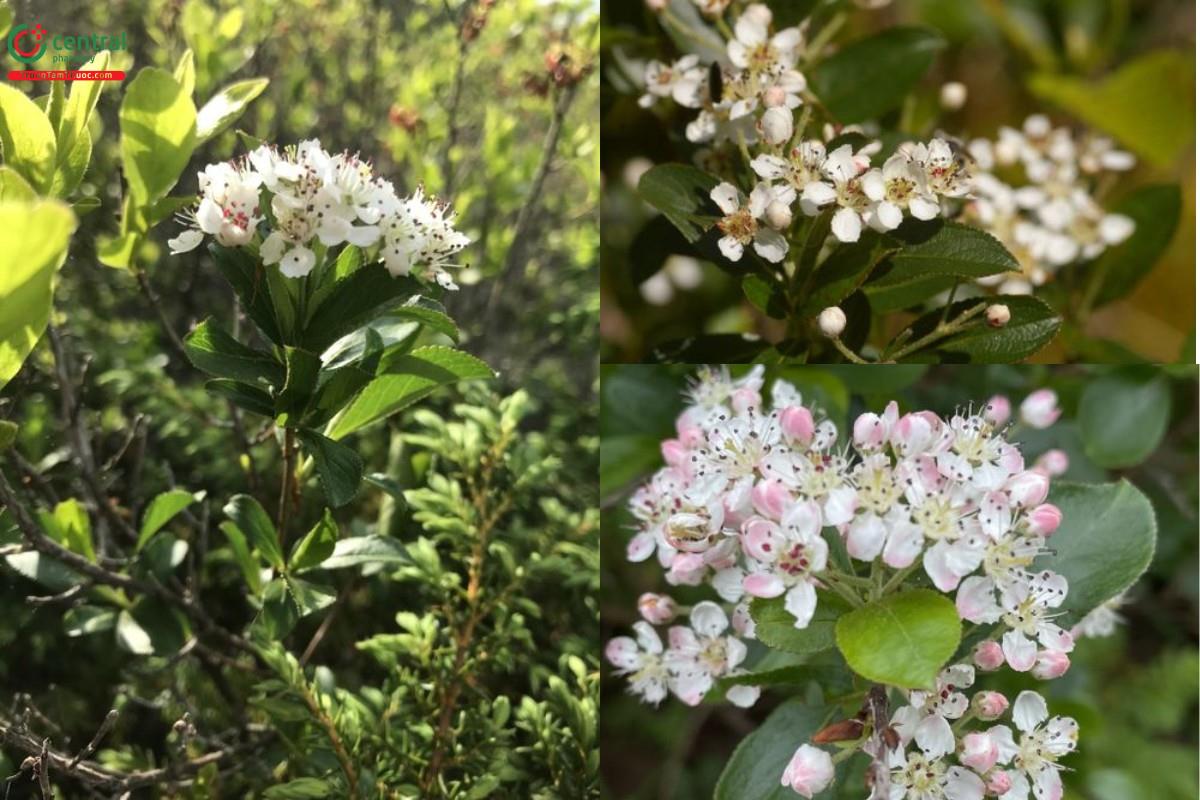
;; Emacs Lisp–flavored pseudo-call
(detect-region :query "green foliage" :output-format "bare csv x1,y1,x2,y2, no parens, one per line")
750,590,849,656
834,589,961,690
810,27,946,123
1078,368,1172,468
713,699,834,800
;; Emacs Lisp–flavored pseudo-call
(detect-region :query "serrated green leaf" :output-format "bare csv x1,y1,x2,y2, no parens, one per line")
750,590,849,656
289,508,338,571
314,535,409,571
301,263,422,353
206,378,276,418
137,489,201,552
713,698,831,800
219,520,262,594
57,51,109,165
801,231,897,316
184,318,285,386
892,295,1060,363
835,589,960,690
297,429,364,508
209,243,284,344
1034,481,1156,626
224,494,283,571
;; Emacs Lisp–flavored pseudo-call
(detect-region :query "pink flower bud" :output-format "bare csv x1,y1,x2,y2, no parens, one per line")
853,412,888,450
780,406,814,446
731,387,762,415
675,411,704,448
637,593,678,625
1020,389,1061,429
1027,503,1062,537
972,690,1009,721
1006,470,1049,507
960,732,1000,773
973,641,1005,672
751,480,790,520
780,744,834,798
1035,449,1069,477
983,395,1011,426
1032,649,1071,680
985,770,1012,795
661,439,687,467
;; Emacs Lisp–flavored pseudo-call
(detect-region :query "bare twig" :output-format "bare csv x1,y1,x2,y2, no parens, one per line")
299,579,356,667
134,269,191,362
68,710,119,769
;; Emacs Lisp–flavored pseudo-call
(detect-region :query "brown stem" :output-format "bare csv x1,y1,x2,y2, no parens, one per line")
297,685,358,797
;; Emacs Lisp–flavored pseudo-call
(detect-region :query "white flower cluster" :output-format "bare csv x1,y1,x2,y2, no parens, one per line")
963,115,1136,294
782,681,1079,800
168,140,469,289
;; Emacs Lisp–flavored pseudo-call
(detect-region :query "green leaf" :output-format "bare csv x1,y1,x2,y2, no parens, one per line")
1087,185,1182,308
1034,481,1156,626
389,299,460,342
173,49,196,97
184,319,285,386
800,231,897,317
0,200,77,389
256,577,299,640
1028,51,1195,167
119,68,197,204
297,429,364,508
57,51,110,166
0,166,35,202
138,533,189,581
48,498,94,562
137,489,201,552
284,575,336,616
750,590,850,656
195,78,269,144
63,606,116,637
810,27,946,123
223,494,284,571
713,698,831,800
314,535,409,571
0,4,11,39
599,435,661,497
116,599,190,655
209,244,284,344
864,273,957,313
4,551,81,591
835,589,961,689
743,273,788,318
206,379,276,418
289,508,338,571
892,295,1060,363
327,346,493,440
219,520,263,594
651,334,769,364
0,84,58,192
873,221,1018,286
636,163,720,243
276,347,322,421
263,778,332,799
1078,368,1171,468
301,263,421,352
0,420,16,450
48,126,91,198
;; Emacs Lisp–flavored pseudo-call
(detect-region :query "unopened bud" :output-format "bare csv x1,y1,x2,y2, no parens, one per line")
973,641,1005,672
818,306,846,338
960,731,999,772
1007,470,1049,507
1032,649,1071,680
759,106,794,146
1034,449,1069,477
1027,503,1062,536
780,406,815,446
765,200,793,230
972,690,1009,720
940,81,968,111
985,769,1012,795
983,395,1011,426
1020,389,1061,428
986,304,1011,327
637,592,678,624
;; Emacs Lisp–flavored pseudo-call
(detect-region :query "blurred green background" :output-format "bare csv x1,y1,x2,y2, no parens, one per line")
600,0,1195,362
600,364,1199,800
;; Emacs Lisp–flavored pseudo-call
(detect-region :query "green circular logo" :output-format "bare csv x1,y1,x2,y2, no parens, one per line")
8,23,49,64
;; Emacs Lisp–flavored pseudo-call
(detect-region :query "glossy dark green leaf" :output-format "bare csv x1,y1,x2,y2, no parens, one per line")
876,220,1018,284
301,263,421,352
1034,481,1156,626
206,379,276,418
892,295,1060,363
599,435,661,498
713,698,831,800
835,589,960,689
63,605,116,637
1087,185,1182,308
632,214,696,285
284,575,336,616
742,273,788,318
116,599,191,655
636,163,720,243
1078,368,1171,468
316,535,409,570
810,27,946,123
224,494,284,571
276,347,322,421
209,244,284,344
800,231,897,316
219,520,263,594
184,318,284,386
289,508,339,571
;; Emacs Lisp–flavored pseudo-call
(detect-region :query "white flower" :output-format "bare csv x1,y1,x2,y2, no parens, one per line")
887,749,985,800
806,144,871,243
606,622,669,705
912,138,973,198
665,601,748,705
862,153,941,231
170,160,264,253
379,187,470,289
1000,691,1078,800
727,4,803,76
639,56,706,109
998,571,1073,672
710,182,791,263
891,664,975,758
740,502,828,627
759,106,794,146
751,141,830,215
781,744,834,798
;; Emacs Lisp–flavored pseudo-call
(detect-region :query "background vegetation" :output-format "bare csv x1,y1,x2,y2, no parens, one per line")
600,363,1199,800
0,0,599,796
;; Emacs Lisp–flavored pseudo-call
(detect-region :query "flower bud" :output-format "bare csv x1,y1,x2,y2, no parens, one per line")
637,592,678,625
763,85,788,108
986,304,1011,328
973,641,1005,672
731,386,762,415
960,732,999,773
1027,503,1062,537
675,411,705,448
1020,389,1061,429
759,106,794,146
940,81,968,111
985,770,1012,796
972,690,1009,720
1034,449,1069,477
661,439,687,467
751,480,790,519
765,200,793,230
983,395,1011,426
1007,470,1049,507
817,306,846,338
1032,649,1071,680
780,744,835,798
780,406,815,446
